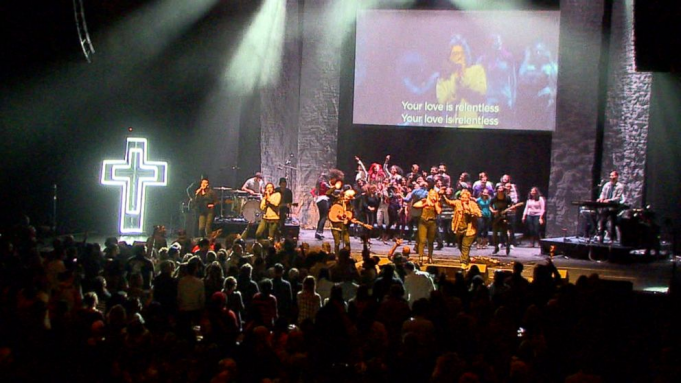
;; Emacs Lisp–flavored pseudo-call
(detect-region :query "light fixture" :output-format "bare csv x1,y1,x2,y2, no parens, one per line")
101,137,168,234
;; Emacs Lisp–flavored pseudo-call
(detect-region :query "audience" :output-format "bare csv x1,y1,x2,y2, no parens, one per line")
0,224,679,383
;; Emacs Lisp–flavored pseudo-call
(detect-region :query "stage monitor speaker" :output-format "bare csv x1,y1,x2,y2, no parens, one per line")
182,209,197,238
282,219,301,240
634,0,681,72
213,218,250,237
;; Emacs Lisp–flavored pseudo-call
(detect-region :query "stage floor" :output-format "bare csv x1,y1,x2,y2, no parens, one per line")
83,228,676,293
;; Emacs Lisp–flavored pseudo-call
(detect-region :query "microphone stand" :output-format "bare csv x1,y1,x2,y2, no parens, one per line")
52,184,58,234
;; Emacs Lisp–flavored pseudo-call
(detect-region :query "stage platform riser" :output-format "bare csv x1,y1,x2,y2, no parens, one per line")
541,236,637,262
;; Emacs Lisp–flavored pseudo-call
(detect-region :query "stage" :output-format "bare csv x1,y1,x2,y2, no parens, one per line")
76,228,677,293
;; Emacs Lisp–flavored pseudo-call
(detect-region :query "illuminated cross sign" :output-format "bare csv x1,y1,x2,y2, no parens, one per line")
101,137,168,234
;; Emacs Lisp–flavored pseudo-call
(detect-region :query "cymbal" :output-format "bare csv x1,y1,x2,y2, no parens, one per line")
213,186,233,191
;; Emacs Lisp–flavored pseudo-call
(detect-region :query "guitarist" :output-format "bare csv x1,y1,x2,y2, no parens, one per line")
490,185,518,255
497,175,520,246
329,188,357,255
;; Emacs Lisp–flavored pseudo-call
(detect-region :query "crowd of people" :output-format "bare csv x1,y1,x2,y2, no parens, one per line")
315,156,546,264
1,219,679,383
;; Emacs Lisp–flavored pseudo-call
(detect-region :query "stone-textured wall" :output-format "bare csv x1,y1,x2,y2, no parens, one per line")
258,0,344,228
602,0,652,208
547,0,606,236
293,0,343,228
261,0,302,190
257,0,651,235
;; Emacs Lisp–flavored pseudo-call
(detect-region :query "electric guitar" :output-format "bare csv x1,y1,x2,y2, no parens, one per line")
492,202,524,224
328,204,373,230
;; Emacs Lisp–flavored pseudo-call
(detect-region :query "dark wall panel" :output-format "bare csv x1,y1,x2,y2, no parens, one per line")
546,0,605,236
646,73,681,253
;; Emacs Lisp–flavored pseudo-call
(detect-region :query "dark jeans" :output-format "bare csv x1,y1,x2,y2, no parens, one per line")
492,218,510,251
386,205,400,239
198,211,214,237
437,216,452,245
405,216,420,241
477,216,491,241
525,215,541,238
316,199,329,235
397,211,410,238
364,209,378,237
331,222,350,255
598,209,619,241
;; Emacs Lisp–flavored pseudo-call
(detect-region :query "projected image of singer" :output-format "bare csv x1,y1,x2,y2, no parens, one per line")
436,34,487,127
195,178,217,237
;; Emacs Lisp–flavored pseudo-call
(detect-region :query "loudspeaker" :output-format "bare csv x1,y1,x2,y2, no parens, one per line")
213,218,250,237
282,218,301,240
634,0,681,72
182,209,197,237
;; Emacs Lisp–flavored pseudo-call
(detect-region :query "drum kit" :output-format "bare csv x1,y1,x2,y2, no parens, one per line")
212,187,263,223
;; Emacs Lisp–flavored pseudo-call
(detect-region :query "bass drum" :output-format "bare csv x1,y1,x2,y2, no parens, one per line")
242,200,262,223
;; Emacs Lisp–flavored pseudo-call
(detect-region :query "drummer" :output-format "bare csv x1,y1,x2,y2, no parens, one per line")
242,172,265,197
256,183,281,241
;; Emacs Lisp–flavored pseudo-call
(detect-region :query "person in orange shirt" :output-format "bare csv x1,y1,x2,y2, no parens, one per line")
443,189,482,267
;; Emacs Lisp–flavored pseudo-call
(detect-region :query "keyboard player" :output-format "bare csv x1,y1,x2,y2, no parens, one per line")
596,171,626,243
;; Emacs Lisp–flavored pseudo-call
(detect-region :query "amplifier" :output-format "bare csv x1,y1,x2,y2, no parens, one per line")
283,217,300,240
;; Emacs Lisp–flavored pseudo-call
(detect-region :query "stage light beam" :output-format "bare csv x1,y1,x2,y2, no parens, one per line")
225,0,287,95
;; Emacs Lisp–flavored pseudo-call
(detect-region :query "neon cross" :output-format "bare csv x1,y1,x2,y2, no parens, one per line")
101,137,168,234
